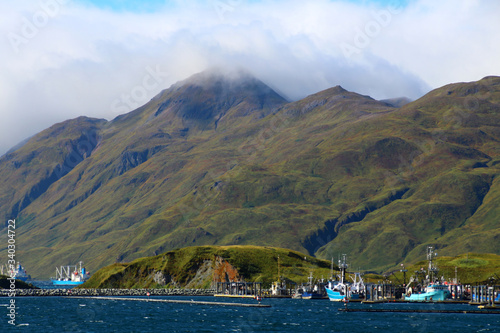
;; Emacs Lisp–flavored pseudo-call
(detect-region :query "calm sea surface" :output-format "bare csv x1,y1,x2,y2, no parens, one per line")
2,295,499,332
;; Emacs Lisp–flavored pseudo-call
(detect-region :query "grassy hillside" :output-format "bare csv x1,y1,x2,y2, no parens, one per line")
80,245,334,289
0,72,499,278
81,246,500,289
315,77,500,270
389,252,500,285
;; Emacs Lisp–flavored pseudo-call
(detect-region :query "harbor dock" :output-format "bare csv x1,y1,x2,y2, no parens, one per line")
214,281,263,298
339,308,500,314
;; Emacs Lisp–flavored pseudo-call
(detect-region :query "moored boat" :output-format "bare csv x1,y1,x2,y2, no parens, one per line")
51,261,90,286
270,255,294,296
295,272,326,299
325,281,348,301
291,289,303,299
405,247,451,302
406,283,451,301
325,254,349,302
4,262,30,281
349,272,366,300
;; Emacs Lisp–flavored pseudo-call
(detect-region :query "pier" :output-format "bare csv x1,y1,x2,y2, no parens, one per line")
67,296,271,308
214,281,263,298
469,285,500,306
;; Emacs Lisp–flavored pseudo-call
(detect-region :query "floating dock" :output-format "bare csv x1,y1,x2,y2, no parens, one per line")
67,296,270,308
214,294,259,298
339,308,500,314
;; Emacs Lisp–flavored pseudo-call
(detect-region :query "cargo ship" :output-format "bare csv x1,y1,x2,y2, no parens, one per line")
51,261,90,286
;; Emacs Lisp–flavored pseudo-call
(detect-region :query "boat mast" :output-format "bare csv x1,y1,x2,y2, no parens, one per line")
330,257,334,281
277,255,280,283
338,254,348,284
427,246,438,282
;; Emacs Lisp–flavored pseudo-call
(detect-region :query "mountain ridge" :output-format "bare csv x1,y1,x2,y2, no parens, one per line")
1,72,499,278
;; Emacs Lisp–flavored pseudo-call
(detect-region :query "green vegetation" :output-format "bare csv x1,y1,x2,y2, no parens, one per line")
82,247,500,289
389,253,500,285
80,245,334,289
0,73,499,278
0,275,38,289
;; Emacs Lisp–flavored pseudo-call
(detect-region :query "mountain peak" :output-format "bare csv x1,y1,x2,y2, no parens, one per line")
175,67,257,88
300,84,383,106
151,68,287,131
330,85,348,94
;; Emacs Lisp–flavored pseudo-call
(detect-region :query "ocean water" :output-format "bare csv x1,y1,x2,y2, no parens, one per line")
29,280,74,290
2,296,499,332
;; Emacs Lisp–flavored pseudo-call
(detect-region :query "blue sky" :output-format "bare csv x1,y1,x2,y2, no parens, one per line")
78,0,172,12
78,0,411,12
0,0,499,155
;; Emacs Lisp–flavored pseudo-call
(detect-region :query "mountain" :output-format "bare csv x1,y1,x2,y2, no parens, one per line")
1,72,499,278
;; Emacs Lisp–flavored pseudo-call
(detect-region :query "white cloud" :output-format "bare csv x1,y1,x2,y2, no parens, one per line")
0,0,499,155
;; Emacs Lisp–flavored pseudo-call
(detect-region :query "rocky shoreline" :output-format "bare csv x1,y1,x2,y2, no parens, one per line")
0,288,216,297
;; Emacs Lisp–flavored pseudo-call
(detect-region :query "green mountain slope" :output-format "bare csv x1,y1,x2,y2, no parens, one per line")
1,72,499,278
80,245,333,289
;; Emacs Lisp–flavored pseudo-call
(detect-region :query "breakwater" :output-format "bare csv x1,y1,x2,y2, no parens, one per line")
0,288,215,297
68,296,270,307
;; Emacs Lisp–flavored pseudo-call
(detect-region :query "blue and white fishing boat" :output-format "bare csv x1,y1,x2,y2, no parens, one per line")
405,247,451,302
325,281,348,301
406,283,451,301
51,261,90,286
325,254,349,302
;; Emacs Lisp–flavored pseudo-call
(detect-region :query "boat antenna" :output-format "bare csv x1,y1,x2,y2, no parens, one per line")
330,257,334,281
338,254,348,284
277,255,280,282
427,246,438,282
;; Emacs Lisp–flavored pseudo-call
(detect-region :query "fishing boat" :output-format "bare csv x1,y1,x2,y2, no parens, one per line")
300,272,325,299
325,255,349,302
270,255,293,296
326,281,348,301
349,272,366,300
270,280,287,296
3,262,30,281
405,247,451,302
406,283,451,301
291,289,304,299
51,261,90,286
